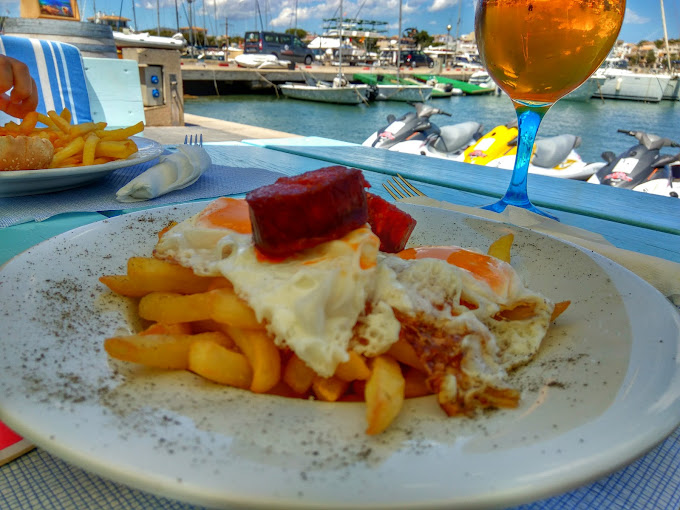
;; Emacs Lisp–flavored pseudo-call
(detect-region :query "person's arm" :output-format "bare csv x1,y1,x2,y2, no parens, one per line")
0,55,39,119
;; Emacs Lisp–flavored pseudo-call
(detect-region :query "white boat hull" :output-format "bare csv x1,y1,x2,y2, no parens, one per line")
375,84,433,102
564,76,605,101
663,77,680,101
279,83,370,104
113,31,186,50
593,70,671,102
234,54,292,69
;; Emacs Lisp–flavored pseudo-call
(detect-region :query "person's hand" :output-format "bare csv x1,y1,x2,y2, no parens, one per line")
0,55,39,119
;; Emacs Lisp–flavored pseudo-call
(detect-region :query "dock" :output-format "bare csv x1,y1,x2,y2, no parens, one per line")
142,113,302,144
180,62,475,95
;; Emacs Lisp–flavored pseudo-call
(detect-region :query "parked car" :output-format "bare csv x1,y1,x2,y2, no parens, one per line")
400,50,435,68
244,31,315,65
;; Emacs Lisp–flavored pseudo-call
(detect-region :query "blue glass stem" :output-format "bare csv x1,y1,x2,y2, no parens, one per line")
483,102,558,220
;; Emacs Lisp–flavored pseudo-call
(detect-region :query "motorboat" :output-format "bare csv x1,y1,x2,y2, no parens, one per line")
590,66,671,102
663,76,679,101
467,71,496,91
234,54,292,69
113,30,186,50
279,76,371,105
563,75,607,101
414,74,495,95
353,74,433,102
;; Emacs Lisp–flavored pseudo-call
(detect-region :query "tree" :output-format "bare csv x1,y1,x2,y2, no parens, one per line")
645,49,656,66
411,30,433,49
285,28,307,40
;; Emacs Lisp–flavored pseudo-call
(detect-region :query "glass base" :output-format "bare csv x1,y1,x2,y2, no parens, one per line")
482,197,559,221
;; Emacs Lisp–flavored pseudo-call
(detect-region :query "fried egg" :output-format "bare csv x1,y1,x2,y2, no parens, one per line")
155,198,554,397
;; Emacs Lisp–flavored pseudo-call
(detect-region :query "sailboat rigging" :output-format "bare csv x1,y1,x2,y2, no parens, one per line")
278,0,371,104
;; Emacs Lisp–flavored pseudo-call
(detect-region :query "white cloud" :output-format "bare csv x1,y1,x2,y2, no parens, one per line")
429,0,458,12
624,8,650,25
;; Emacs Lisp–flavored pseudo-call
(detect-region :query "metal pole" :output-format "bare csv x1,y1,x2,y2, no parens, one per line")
397,0,402,79
131,0,138,31
175,0,180,33
156,0,161,36
660,0,672,71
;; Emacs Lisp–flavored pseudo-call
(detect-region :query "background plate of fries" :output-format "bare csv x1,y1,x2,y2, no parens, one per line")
0,136,162,198
0,202,679,510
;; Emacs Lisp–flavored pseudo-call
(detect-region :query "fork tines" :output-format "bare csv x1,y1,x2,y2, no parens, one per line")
382,174,425,200
183,134,203,147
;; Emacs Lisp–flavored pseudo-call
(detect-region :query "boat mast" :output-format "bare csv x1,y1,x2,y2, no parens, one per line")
338,0,343,74
396,0,402,80
660,0,672,72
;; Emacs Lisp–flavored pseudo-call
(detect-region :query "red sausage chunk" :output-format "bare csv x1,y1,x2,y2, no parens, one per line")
246,166,370,257
366,193,417,253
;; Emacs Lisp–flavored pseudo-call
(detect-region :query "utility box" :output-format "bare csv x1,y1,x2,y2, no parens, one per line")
141,65,164,106
120,47,184,127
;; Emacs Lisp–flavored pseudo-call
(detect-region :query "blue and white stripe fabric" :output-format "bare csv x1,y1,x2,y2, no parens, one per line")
0,35,92,125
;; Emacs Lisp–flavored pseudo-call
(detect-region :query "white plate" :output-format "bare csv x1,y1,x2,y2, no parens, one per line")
0,136,163,197
1,203,679,510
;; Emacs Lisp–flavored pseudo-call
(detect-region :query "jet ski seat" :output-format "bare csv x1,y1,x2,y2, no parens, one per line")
432,122,484,154
533,134,582,168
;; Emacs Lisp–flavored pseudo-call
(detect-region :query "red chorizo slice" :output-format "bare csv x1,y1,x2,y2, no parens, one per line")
246,166,370,257
366,193,417,253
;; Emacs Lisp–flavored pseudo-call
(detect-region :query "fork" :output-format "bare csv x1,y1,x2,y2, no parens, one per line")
184,134,203,146
382,174,426,200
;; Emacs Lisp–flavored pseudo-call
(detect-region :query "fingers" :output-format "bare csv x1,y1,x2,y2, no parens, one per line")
0,55,39,119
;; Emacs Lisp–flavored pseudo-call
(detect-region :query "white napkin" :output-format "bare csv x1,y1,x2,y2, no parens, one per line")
399,196,680,304
116,145,212,202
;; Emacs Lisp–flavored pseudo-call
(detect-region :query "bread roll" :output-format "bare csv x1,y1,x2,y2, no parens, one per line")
0,135,54,171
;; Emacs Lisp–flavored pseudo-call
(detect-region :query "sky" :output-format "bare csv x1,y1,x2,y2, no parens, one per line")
1,0,678,44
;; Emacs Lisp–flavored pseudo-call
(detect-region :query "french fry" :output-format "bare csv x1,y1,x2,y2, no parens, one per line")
282,354,316,394
51,136,85,166
312,376,350,402
334,351,371,382
19,111,38,134
104,331,228,369
387,337,426,371
365,356,405,435
99,257,217,297
95,140,137,159
487,233,514,263
210,288,263,329
550,300,571,321
48,110,71,133
97,121,144,141
59,107,72,123
82,133,100,166
140,322,193,335
37,113,59,131
223,326,280,393
139,291,214,323
188,339,253,389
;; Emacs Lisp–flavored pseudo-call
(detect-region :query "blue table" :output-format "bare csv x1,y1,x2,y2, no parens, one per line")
1,141,679,510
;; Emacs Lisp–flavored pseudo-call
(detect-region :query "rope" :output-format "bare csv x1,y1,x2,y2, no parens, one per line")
255,70,280,98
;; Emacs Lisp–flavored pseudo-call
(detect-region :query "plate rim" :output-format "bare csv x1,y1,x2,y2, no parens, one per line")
1,201,679,510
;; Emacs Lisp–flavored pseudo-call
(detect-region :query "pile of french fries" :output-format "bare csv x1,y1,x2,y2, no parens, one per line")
0,108,144,168
100,233,565,434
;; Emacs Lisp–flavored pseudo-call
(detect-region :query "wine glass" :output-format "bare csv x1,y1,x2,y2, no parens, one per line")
475,0,625,219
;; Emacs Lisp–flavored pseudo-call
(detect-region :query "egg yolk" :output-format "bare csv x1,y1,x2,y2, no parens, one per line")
397,245,508,294
196,197,252,234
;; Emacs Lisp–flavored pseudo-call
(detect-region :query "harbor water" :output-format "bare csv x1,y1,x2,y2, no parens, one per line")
184,93,679,164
